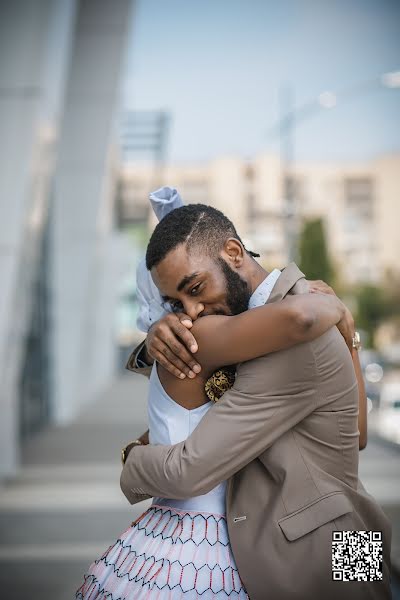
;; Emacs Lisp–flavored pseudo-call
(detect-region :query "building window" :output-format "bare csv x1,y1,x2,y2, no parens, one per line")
115,179,149,227
344,177,374,220
181,180,209,203
282,176,303,216
244,164,255,181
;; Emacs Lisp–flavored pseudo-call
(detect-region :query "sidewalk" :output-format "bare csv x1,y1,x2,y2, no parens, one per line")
0,374,151,600
358,433,400,578
361,411,400,576
0,374,399,599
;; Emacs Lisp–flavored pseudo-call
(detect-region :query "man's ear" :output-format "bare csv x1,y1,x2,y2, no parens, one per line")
222,238,245,268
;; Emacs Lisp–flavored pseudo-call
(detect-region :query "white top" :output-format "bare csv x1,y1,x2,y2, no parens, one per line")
148,269,281,515
248,268,281,310
149,364,227,514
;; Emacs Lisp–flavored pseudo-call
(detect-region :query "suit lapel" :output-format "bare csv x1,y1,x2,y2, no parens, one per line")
267,263,306,305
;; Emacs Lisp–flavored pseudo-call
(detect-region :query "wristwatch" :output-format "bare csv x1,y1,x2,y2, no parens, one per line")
352,331,362,351
121,439,143,465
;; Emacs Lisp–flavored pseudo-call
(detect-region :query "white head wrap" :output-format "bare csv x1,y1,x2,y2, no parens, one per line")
136,187,184,332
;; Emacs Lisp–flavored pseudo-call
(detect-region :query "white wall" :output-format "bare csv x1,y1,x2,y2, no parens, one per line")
51,0,134,423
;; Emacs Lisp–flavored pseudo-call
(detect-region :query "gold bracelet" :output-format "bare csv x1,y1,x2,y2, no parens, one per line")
121,439,143,465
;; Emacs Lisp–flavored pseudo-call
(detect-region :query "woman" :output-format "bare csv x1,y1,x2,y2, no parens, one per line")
76,280,366,599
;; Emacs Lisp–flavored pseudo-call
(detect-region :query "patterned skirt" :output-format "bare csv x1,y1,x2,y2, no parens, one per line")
76,504,248,599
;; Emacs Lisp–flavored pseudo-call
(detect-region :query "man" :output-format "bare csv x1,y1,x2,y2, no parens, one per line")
121,201,391,599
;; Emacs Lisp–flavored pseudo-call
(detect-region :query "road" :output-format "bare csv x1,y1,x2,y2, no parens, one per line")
0,374,399,599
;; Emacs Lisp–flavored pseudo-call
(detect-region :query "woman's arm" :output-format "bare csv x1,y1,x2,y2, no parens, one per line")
191,292,351,372
352,349,368,450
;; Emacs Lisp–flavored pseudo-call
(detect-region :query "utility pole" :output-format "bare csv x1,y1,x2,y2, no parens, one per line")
279,84,297,262
118,109,170,227
272,71,400,263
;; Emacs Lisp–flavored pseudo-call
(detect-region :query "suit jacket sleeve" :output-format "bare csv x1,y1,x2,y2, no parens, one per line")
125,339,152,378
120,340,320,503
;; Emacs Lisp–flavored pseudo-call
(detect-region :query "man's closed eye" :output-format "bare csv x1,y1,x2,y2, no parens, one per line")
170,300,184,312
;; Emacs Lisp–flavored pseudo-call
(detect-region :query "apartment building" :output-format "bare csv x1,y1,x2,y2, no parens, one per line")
117,153,400,285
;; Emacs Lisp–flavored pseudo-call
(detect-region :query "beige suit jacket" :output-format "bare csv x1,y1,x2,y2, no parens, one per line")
121,263,392,599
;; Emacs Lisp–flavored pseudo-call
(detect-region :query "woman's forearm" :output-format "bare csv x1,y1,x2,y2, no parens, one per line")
352,349,368,450
193,293,347,370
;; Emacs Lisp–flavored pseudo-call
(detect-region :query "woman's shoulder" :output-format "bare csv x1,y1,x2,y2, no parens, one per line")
157,360,212,410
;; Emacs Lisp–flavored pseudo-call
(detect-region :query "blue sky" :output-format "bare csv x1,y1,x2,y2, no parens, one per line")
123,0,400,163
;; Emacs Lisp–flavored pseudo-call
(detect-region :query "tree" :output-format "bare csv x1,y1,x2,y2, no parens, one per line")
355,284,389,348
356,271,400,349
298,218,334,283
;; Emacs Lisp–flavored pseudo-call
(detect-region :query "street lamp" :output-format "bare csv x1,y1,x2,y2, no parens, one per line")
271,70,400,262
381,70,400,88
316,70,400,112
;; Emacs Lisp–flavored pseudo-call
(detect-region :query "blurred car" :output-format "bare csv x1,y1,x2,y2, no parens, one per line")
359,349,385,407
377,375,400,444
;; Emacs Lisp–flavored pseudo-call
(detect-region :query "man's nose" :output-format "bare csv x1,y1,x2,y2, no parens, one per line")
184,301,205,321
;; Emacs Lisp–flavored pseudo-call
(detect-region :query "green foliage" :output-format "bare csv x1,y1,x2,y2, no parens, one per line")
355,284,390,348
126,223,150,250
354,271,400,348
298,218,334,283
383,270,400,317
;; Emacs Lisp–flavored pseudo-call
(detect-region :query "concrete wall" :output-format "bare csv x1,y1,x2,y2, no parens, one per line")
51,0,134,423
0,0,55,477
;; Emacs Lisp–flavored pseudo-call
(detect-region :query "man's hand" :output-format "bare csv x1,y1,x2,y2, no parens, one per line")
309,279,355,351
123,430,149,463
138,430,150,445
146,312,202,379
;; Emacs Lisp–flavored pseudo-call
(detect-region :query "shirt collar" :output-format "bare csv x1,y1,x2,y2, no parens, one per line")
248,269,281,309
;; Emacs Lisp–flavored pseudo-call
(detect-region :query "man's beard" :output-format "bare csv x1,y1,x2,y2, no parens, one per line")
216,257,251,315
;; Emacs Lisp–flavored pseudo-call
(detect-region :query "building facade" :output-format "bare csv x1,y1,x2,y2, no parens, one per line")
117,153,400,285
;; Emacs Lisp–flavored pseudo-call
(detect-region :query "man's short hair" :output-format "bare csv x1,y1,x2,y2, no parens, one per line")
146,204,258,270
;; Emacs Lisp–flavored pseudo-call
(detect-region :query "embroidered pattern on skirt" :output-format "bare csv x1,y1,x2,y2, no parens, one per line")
76,505,248,599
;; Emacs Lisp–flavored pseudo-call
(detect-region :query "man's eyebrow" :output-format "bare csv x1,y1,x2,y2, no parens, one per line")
177,272,200,292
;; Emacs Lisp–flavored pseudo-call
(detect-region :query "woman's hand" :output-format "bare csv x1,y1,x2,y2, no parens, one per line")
146,312,202,379
308,279,355,351
308,279,335,296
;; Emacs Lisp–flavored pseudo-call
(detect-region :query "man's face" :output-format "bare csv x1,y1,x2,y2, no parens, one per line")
151,243,251,321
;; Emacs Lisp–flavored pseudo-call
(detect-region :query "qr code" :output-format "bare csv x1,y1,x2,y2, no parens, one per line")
332,531,383,581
